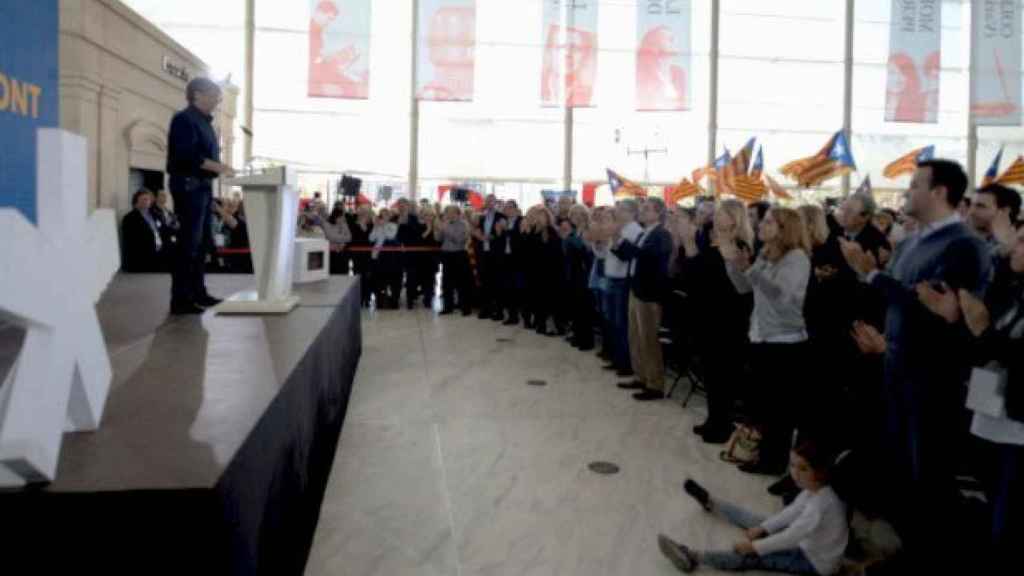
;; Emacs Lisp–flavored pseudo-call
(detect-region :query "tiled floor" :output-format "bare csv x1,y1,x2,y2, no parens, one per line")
306,308,781,576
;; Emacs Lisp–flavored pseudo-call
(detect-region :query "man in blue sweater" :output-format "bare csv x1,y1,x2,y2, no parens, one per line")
841,159,991,572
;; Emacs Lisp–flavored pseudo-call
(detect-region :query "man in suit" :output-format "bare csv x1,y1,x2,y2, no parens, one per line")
836,192,892,328
394,198,424,309
841,159,991,572
498,200,526,325
613,198,674,402
121,188,167,273
472,194,506,320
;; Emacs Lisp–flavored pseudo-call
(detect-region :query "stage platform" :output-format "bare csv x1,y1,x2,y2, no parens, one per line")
1,274,362,575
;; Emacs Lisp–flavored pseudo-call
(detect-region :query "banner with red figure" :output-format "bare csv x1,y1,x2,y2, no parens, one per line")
542,1,599,108
636,0,691,111
417,0,477,102
971,0,1022,126
885,0,941,123
308,0,371,99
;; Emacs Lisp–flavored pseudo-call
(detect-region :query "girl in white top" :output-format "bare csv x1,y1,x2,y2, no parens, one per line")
659,441,849,575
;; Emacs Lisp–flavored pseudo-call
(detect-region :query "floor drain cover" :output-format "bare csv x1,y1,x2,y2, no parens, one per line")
497,338,513,343
588,462,620,475
526,379,548,387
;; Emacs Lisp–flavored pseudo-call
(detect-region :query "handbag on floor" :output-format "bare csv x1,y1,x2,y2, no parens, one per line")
719,424,762,465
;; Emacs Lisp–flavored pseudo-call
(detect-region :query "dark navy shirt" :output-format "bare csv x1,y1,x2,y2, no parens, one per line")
166,105,220,179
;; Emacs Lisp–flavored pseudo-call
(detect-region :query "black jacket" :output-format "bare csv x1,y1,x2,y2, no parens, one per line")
121,209,164,272
612,224,674,303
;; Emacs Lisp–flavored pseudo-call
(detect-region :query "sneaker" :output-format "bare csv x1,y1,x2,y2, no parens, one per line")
658,534,696,573
683,479,712,512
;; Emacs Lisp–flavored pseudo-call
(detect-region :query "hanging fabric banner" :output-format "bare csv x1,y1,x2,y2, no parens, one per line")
308,0,372,99
417,0,477,102
636,0,691,111
971,0,1022,126
885,0,941,123
542,1,599,108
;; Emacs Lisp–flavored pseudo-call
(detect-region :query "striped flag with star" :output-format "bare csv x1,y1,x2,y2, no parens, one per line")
749,146,764,179
883,145,934,179
607,168,647,198
780,134,835,179
732,174,767,203
996,155,1024,185
982,148,1004,187
793,131,857,188
666,178,703,204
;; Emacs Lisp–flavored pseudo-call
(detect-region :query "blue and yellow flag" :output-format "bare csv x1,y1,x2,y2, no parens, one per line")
883,145,934,179
749,146,764,179
982,148,1004,187
794,131,857,188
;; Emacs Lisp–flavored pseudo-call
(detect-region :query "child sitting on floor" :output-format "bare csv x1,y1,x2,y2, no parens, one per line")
659,441,849,575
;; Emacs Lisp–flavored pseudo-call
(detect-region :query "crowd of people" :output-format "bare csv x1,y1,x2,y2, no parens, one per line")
119,156,1021,574
121,188,249,273
313,160,1020,575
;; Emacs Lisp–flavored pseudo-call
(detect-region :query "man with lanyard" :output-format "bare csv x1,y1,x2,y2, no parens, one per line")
166,78,235,315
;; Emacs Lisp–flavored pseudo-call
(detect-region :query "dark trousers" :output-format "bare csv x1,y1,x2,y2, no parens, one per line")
987,443,1023,569
746,341,810,472
478,251,500,316
352,253,372,305
441,251,471,312
570,286,594,347
417,253,439,306
700,337,745,430
169,177,213,305
502,264,524,321
603,280,630,369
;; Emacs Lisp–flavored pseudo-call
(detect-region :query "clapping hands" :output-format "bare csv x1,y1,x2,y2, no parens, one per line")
839,238,878,277
851,321,886,355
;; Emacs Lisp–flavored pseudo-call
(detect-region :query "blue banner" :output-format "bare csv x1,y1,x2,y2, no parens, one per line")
0,1,59,225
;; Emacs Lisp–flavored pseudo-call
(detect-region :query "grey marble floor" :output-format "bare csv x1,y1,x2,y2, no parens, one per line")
306,309,781,576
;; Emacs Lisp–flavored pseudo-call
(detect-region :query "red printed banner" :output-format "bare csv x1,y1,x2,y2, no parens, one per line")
542,1,599,108
886,0,941,123
971,0,1022,126
417,0,477,102
636,0,691,111
308,0,372,99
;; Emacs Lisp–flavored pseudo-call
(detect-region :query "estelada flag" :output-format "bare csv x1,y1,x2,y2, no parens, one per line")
732,174,767,203
666,178,703,204
854,175,873,197
607,169,647,198
731,137,756,177
794,131,857,188
707,149,733,194
883,145,934,179
780,133,837,179
765,174,793,200
995,155,1024,186
749,146,764,179
983,148,1005,187
692,149,731,184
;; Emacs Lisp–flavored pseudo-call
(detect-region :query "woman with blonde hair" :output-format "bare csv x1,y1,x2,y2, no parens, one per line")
524,206,564,336
435,204,472,315
724,207,812,475
676,199,755,443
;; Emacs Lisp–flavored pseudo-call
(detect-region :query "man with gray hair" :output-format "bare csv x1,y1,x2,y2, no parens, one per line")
612,198,674,401
166,77,235,315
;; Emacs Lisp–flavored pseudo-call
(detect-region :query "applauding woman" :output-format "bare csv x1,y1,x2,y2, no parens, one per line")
725,207,812,475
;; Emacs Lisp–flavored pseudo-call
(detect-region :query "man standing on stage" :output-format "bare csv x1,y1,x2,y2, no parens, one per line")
166,78,235,315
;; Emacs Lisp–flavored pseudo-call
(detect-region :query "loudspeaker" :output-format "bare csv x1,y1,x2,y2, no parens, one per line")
340,175,362,198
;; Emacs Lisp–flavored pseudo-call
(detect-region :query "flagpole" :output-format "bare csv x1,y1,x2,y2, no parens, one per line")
243,0,255,168
409,0,421,201
562,2,574,192
967,1,979,192
708,0,721,196
841,0,854,197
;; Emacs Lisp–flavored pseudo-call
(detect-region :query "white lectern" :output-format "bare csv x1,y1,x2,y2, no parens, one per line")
215,167,301,314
